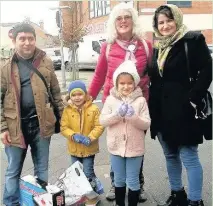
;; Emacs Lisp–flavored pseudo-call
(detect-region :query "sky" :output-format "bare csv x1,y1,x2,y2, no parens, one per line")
1,1,60,35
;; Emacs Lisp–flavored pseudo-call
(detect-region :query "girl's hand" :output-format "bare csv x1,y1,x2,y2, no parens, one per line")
117,103,128,117
126,105,135,117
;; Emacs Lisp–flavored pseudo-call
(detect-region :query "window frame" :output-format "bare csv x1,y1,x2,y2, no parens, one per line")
89,0,110,19
167,1,192,8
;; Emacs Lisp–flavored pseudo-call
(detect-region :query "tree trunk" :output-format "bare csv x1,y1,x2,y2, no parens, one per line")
69,43,79,81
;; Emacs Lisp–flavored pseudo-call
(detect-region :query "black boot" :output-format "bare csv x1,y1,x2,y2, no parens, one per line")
188,200,204,206
159,188,188,206
176,188,188,206
128,189,140,206
115,187,126,206
139,170,147,203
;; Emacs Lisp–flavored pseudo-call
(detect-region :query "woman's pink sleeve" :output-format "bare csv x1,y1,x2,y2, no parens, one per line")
143,40,153,102
147,40,153,65
88,43,108,100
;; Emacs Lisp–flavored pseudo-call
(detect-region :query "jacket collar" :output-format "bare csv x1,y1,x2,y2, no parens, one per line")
182,31,200,40
110,86,143,103
64,94,93,110
11,47,46,68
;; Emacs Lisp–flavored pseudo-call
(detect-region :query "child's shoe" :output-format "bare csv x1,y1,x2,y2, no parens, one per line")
85,197,100,206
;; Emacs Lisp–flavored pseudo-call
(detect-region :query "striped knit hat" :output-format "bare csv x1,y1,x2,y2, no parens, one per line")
68,80,87,95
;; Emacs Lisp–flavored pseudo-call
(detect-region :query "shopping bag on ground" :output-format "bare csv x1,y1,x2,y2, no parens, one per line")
19,176,47,206
54,161,98,206
33,185,65,206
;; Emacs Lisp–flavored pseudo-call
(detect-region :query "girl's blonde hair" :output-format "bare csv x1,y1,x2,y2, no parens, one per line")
106,2,144,43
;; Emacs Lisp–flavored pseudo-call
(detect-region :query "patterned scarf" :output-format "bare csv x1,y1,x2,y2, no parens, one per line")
153,4,188,76
115,38,138,63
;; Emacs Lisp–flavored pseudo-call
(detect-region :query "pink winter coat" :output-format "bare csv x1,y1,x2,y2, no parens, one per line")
99,87,151,157
88,40,152,103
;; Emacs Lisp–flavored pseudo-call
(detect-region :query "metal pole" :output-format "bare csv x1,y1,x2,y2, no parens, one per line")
59,9,66,89
71,46,76,80
76,45,79,80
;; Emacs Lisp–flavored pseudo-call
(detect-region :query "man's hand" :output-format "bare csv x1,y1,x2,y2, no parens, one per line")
1,131,11,146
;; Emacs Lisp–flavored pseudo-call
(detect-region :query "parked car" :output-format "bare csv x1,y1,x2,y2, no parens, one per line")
74,34,106,70
45,35,106,71
43,47,70,70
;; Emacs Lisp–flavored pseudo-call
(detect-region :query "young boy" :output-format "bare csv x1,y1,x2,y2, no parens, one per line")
60,80,104,206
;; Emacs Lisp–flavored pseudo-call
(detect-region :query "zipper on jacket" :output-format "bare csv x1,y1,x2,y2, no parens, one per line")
78,109,83,133
78,108,84,157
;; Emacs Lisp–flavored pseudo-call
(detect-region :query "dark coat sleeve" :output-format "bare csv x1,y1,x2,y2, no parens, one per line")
188,33,212,104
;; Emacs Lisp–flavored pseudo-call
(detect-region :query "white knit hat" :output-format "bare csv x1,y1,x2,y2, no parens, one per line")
113,60,140,87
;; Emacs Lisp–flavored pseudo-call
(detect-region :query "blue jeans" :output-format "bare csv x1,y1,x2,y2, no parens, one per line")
110,157,145,188
110,154,143,191
71,155,96,179
158,133,203,201
3,118,51,206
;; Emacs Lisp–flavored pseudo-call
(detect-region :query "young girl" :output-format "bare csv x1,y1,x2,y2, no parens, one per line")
100,60,151,206
60,80,104,206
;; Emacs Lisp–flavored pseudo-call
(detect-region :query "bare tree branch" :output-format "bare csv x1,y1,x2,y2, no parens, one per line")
59,1,93,47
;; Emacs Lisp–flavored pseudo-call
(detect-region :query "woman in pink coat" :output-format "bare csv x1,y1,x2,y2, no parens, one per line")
100,60,151,206
88,2,152,201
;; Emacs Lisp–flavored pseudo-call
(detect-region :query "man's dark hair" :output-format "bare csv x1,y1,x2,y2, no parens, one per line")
12,22,36,40
153,5,174,30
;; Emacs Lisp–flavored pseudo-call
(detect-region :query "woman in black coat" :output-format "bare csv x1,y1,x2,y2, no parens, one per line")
148,4,212,206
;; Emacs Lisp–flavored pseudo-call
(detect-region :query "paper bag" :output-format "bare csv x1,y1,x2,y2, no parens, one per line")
54,161,98,205
33,189,65,206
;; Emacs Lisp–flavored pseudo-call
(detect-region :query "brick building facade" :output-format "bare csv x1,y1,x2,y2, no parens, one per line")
61,1,212,44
